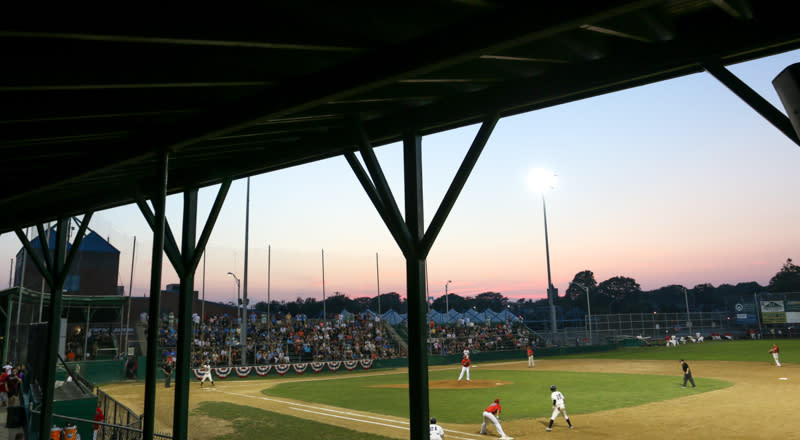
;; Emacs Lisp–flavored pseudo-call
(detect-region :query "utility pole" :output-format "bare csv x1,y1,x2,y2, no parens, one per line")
242,177,250,366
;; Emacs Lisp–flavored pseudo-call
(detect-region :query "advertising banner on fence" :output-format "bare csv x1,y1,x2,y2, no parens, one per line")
785,300,800,324
734,302,757,325
760,300,786,324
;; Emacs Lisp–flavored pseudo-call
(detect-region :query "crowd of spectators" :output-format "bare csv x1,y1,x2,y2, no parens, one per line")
65,327,120,361
149,311,407,368
428,318,534,356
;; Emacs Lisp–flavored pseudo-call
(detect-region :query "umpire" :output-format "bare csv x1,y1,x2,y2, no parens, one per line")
680,359,696,388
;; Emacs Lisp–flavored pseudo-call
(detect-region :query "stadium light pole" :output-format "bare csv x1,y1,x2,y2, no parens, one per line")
528,168,558,334
227,271,241,328
683,286,691,334
444,280,452,324
570,282,592,344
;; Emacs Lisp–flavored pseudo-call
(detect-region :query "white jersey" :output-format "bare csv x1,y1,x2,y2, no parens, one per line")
430,423,445,439
463,349,470,359
551,390,566,409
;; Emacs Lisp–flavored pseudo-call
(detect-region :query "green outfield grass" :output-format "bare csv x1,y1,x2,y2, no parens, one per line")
193,401,394,440
262,368,730,423
547,339,799,362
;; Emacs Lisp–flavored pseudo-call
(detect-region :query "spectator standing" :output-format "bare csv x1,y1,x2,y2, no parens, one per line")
94,400,105,440
0,368,8,406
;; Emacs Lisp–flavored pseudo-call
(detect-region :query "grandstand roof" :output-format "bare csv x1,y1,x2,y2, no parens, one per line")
0,287,128,306
2,3,800,233
24,229,119,254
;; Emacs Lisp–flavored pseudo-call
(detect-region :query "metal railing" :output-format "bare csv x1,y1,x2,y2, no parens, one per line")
33,409,174,440
96,388,144,440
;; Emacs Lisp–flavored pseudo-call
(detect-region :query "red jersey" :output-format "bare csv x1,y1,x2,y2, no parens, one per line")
462,358,471,367
527,348,533,356
94,406,104,430
771,345,779,354
485,402,501,414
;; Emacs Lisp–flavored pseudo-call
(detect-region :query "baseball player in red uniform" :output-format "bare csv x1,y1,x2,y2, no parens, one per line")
527,346,534,368
769,343,781,367
480,398,512,439
458,356,471,382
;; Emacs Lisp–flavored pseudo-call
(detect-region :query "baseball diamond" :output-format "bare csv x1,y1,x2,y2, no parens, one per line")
97,342,798,440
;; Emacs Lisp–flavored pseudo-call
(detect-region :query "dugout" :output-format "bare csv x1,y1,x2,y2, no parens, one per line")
0,287,132,365
0,288,124,440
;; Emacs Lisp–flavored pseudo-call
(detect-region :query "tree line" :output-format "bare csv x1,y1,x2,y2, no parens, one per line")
245,258,800,319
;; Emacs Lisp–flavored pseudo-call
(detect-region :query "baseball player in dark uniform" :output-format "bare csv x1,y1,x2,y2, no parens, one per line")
680,359,696,388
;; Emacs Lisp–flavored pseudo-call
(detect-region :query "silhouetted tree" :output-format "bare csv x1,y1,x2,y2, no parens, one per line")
767,258,800,292
597,276,641,300
374,292,403,312
474,292,507,311
565,270,597,300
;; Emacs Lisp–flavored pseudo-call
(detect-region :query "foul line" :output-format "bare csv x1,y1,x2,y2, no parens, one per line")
218,390,481,439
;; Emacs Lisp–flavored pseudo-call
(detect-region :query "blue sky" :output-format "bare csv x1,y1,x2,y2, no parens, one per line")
2,49,799,305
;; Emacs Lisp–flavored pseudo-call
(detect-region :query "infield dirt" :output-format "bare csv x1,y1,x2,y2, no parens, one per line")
100,359,797,439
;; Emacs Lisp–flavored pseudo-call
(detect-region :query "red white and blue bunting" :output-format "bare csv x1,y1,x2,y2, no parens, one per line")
214,367,232,378
274,363,292,376
254,365,272,376
235,366,252,377
343,360,358,371
197,360,374,378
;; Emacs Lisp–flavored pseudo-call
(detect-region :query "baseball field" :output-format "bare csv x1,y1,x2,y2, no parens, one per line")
100,339,799,439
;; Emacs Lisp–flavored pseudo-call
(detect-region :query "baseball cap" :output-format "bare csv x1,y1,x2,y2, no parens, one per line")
494,398,500,403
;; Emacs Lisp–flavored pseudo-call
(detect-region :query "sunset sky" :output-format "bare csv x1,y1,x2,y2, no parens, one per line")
2,49,799,306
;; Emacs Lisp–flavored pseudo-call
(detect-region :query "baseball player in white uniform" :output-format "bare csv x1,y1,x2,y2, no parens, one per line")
429,417,445,440
199,362,215,387
546,385,572,431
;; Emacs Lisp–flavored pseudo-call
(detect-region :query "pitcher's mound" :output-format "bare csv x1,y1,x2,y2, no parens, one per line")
374,380,512,389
